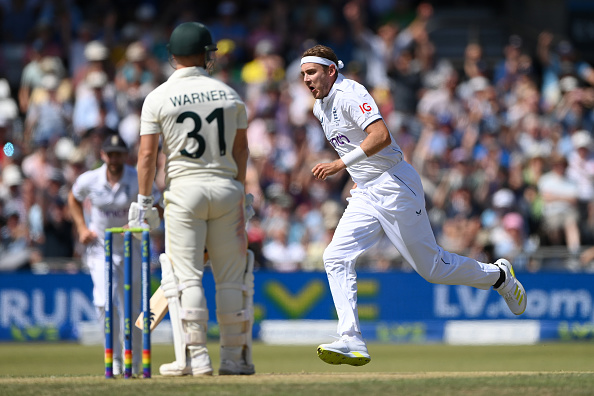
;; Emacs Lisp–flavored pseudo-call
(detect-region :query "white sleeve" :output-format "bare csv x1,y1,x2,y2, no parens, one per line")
343,90,382,131
230,88,248,129
71,171,92,202
236,101,248,130
140,91,162,136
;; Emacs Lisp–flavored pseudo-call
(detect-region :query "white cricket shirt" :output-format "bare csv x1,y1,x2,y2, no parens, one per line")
140,67,248,182
72,164,159,255
313,74,403,185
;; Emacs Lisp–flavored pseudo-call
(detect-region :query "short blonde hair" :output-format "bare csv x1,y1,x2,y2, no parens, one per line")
301,45,339,67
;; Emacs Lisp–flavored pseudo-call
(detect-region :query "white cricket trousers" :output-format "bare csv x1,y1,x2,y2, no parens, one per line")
323,160,501,336
163,175,247,333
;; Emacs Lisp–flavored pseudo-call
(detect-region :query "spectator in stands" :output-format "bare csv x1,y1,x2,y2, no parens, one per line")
462,42,487,83
580,246,594,270
517,113,554,158
240,39,285,107
0,168,39,272
537,154,581,257
387,48,423,133
1,164,26,221
72,40,112,99
67,22,95,77
72,70,118,137
23,74,72,148
481,187,517,236
18,40,46,113
114,41,160,116
344,1,407,90
262,225,305,272
438,186,482,255
0,78,19,138
117,98,142,151
41,197,74,262
553,75,594,134
430,148,476,212
506,81,541,127
0,207,34,271
492,211,537,272
494,35,524,86
417,68,464,130
523,147,547,187
28,56,70,109
21,139,59,191
302,200,339,271
566,130,594,243
537,31,594,111
21,177,43,249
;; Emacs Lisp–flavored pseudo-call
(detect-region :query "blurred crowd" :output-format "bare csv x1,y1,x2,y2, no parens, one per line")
0,0,594,273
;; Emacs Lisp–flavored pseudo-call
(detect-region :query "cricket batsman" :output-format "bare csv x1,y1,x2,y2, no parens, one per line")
130,21,254,376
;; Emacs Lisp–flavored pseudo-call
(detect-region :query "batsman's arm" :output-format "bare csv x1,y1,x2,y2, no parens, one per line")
232,128,248,186
137,133,160,197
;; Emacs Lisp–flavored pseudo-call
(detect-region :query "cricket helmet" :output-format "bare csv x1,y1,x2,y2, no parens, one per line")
168,22,217,56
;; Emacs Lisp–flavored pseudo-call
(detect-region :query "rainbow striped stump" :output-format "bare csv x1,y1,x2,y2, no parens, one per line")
124,232,132,378
104,231,114,379
143,349,151,378
141,230,151,378
105,228,151,379
105,348,113,378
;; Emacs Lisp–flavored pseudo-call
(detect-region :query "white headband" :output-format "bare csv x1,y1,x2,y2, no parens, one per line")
301,56,344,69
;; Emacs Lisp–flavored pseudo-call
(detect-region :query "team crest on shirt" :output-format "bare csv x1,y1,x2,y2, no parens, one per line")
332,107,340,125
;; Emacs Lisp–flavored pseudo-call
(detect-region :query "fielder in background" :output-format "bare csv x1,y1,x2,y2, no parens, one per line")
300,45,527,367
132,21,253,376
68,134,161,376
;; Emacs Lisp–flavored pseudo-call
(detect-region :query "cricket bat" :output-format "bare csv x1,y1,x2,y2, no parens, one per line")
135,252,210,331
135,286,168,331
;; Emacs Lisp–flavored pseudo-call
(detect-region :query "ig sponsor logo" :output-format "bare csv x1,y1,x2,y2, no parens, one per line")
359,103,372,113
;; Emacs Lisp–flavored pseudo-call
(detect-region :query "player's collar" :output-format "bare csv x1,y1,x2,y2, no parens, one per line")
98,163,109,185
169,66,209,80
321,74,343,104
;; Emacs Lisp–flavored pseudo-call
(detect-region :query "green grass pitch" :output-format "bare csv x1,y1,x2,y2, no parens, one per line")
0,342,593,395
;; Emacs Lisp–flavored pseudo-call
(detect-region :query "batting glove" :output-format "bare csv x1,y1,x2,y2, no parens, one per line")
128,195,159,239
144,206,160,229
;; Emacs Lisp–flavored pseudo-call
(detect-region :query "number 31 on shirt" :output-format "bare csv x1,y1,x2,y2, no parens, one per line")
177,108,226,159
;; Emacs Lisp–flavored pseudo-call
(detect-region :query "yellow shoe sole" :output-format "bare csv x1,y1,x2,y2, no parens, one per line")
317,346,371,366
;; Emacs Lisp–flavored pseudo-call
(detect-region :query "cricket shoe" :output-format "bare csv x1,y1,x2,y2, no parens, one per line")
317,334,371,366
219,359,255,375
112,358,123,376
218,346,255,375
494,258,527,315
159,349,213,376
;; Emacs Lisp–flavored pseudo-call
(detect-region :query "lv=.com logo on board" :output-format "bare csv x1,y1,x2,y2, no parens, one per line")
359,103,372,113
